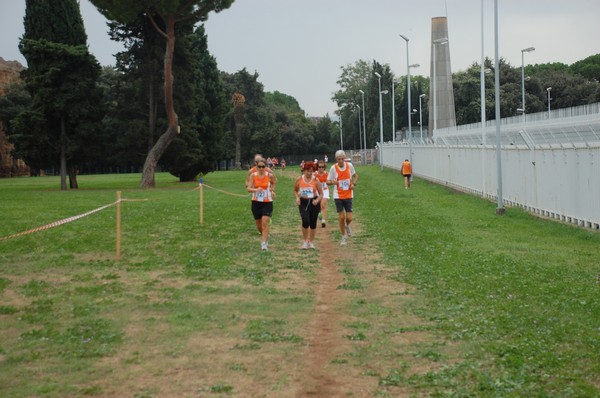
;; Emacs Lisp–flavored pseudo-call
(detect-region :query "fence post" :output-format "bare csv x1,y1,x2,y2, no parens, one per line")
199,179,204,225
116,191,121,260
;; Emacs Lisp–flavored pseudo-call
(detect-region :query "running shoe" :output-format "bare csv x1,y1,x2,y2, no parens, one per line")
345,223,352,237
340,235,347,246
261,242,268,251
302,241,309,250
321,219,326,228
308,242,316,250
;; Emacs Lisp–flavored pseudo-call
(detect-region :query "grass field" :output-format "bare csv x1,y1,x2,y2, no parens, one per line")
0,167,598,397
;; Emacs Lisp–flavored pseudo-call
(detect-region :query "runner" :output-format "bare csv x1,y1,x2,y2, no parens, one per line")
327,150,358,246
246,153,277,190
294,161,323,249
401,158,412,189
315,159,330,228
247,157,276,251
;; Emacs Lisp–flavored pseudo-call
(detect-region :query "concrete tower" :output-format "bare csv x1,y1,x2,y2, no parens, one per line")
428,17,456,138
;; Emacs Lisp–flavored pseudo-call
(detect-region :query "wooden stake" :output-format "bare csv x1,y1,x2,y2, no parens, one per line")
199,182,204,225
116,191,121,260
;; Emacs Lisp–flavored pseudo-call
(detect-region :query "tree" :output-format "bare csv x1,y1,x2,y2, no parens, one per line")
18,0,103,189
161,25,227,180
90,0,234,187
570,54,600,83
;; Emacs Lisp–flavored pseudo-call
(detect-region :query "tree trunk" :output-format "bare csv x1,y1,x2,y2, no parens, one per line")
60,117,67,190
68,167,78,189
234,123,242,169
148,64,157,152
140,14,178,188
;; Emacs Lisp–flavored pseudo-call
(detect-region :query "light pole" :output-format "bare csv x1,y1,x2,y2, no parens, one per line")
419,94,426,143
432,38,448,132
494,0,504,214
391,80,396,143
374,72,384,170
546,87,552,119
359,89,367,164
356,104,362,152
407,63,420,139
338,106,344,150
400,34,419,175
521,46,535,122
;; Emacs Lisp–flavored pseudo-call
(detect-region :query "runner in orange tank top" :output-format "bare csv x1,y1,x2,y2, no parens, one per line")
294,161,323,249
327,150,358,246
247,157,276,251
315,159,329,228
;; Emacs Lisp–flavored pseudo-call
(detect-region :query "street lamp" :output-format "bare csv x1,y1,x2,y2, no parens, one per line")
521,46,535,122
374,71,384,170
419,94,426,143
359,89,367,164
391,80,396,143
356,104,362,151
407,63,420,140
546,87,552,119
400,34,419,177
338,105,344,150
433,37,448,132
494,0,504,214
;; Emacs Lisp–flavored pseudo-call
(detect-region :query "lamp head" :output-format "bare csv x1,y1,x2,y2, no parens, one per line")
399,34,409,42
409,63,420,68
434,37,448,45
374,72,381,78
546,87,552,91
522,46,535,53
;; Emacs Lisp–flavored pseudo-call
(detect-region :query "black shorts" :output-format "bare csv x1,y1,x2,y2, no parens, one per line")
334,198,353,213
251,201,273,220
403,173,411,178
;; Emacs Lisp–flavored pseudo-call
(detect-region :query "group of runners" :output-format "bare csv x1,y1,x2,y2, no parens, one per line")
246,150,357,251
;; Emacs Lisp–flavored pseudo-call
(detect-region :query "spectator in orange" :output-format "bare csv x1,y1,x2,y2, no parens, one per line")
401,159,412,189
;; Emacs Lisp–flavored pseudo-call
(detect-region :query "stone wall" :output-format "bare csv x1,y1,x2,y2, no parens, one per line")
0,58,29,177
0,57,25,96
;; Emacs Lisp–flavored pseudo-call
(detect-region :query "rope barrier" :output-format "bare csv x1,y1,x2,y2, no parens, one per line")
0,197,148,242
200,182,250,198
0,200,119,242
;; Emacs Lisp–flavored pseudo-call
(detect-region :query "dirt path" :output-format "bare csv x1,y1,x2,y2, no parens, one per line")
296,220,380,397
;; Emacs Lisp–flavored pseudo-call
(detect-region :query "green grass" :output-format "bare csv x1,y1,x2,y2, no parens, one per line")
357,166,600,396
0,169,599,397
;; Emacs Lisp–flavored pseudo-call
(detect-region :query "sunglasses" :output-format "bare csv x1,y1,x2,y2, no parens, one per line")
318,166,325,169
257,165,266,169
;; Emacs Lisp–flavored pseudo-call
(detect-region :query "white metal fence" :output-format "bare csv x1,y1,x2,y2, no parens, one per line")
382,104,600,230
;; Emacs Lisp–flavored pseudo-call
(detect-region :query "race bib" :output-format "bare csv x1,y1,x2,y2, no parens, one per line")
339,178,351,191
300,187,315,199
255,189,268,202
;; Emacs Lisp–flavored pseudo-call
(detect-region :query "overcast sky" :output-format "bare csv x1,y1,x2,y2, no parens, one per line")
1,0,598,117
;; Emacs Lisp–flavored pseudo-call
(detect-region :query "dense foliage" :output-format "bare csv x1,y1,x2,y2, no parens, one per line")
15,0,103,189
0,1,598,183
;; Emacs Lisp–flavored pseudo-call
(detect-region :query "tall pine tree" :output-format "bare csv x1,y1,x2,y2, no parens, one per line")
17,0,103,189
90,0,234,187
